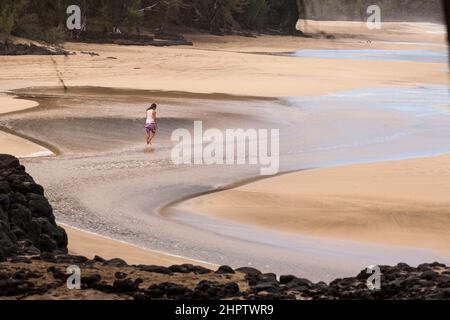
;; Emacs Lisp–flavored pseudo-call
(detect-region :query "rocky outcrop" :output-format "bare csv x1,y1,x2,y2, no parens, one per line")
0,155,68,260
68,31,193,47
0,43,70,56
1,154,449,300
1,255,450,300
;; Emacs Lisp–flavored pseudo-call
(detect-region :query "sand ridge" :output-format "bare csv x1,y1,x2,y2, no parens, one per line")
177,155,450,257
0,22,449,276
64,224,216,268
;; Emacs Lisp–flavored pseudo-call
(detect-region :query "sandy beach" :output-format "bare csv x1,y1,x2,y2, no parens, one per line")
64,224,215,268
177,155,450,258
0,130,54,158
0,94,47,157
1,21,449,281
0,94,38,114
0,22,447,96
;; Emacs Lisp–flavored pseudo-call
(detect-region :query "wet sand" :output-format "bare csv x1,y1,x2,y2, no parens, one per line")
177,155,450,259
0,24,447,97
0,94,38,114
64,224,215,268
5,83,448,282
0,94,46,157
0,22,449,281
0,130,54,158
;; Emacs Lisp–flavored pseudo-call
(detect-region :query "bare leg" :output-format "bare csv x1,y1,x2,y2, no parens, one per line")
148,131,156,145
146,132,151,145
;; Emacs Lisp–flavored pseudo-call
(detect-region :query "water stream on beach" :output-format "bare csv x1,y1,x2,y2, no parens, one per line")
291,49,449,63
167,84,450,280
3,82,449,281
281,85,450,169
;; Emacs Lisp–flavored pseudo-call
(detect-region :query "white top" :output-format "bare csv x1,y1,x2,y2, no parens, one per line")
146,109,156,125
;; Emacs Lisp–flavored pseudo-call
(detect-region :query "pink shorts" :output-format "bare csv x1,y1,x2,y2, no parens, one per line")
145,123,157,134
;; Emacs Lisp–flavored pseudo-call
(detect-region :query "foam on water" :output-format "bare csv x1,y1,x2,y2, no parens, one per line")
281,85,450,168
292,86,450,113
291,49,448,63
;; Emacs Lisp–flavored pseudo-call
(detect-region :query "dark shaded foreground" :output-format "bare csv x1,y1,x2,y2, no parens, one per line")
1,154,449,300
1,254,450,300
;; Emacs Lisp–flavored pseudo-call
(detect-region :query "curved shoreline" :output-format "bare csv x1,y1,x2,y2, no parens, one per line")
62,223,217,268
172,154,450,262
0,26,448,279
0,92,56,158
158,168,310,217
6,83,450,278
0,92,39,115
1,86,275,159
0,126,60,156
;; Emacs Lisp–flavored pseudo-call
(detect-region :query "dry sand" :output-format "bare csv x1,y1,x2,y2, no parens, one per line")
0,94,39,114
64,224,215,268
1,23,446,158
0,23,447,97
0,130,54,158
178,155,450,257
0,22,449,272
0,94,47,157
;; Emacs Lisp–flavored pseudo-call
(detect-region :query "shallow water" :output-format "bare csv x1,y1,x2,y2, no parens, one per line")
291,49,448,63
280,85,450,169
6,85,450,281
169,85,450,279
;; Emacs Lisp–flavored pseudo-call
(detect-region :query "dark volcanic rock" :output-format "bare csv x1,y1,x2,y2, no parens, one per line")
0,155,68,258
168,264,211,274
145,282,192,299
280,275,297,284
103,258,128,268
0,43,70,56
112,278,143,293
285,278,313,291
216,265,235,274
1,154,450,300
0,254,449,300
67,31,193,47
235,267,262,276
55,255,88,264
0,221,17,257
192,280,241,299
82,274,102,288
39,252,56,263
10,256,32,264
93,255,106,263
137,265,172,275
114,272,128,280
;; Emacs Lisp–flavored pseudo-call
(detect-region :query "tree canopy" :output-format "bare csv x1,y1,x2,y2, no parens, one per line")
0,0,443,44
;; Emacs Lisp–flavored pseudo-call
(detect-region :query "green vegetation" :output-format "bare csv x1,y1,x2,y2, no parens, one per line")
0,0,26,43
0,0,303,43
0,0,443,45
0,6,15,44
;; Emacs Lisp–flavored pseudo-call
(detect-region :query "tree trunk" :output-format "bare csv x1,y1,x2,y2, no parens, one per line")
284,0,302,35
444,0,450,47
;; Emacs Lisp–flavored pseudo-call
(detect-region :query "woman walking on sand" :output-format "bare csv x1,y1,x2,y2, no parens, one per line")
145,103,157,145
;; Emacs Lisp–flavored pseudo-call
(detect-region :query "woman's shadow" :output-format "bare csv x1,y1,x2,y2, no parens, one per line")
144,146,155,154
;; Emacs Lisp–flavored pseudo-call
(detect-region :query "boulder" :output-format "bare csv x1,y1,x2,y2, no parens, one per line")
216,265,235,274
0,155,68,258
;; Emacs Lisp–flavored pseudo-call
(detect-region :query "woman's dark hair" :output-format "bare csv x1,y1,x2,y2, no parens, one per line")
147,103,157,111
